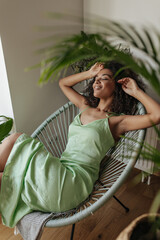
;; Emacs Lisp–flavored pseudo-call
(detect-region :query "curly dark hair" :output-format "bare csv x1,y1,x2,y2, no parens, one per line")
83,60,146,115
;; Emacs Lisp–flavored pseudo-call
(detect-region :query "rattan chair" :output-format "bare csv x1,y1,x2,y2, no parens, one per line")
31,101,146,240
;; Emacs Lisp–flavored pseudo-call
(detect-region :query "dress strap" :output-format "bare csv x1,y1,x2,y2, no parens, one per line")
106,112,125,119
79,106,90,114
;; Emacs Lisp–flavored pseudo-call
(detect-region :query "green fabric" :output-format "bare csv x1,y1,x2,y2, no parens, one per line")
0,109,115,227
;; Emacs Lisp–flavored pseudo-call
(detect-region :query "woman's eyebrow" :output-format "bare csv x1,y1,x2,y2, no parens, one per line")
102,74,112,78
95,74,112,78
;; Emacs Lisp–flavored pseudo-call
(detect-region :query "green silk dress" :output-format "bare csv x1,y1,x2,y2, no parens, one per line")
0,108,116,227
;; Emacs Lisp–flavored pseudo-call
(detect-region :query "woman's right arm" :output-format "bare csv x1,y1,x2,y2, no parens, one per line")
59,63,104,110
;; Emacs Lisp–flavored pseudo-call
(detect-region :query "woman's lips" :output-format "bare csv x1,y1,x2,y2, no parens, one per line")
94,86,102,90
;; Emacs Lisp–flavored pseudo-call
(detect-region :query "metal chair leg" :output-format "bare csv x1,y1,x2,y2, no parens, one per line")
98,180,129,212
113,195,129,212
70,223,76,240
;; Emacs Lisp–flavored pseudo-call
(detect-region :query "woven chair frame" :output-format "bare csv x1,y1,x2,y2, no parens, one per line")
31,101,146,228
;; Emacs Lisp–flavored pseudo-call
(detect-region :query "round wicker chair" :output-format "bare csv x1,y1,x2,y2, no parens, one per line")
31,101,146,240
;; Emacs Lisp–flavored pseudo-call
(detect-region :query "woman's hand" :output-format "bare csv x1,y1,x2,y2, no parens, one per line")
88,62,104,78
117,77,141,97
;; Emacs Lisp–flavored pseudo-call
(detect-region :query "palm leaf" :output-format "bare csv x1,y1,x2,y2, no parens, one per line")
152,124,160,139
30,13,160,98
143,28,158,63
0,116,13,143
109,22,142,49
120,134,160,168
150,190,160,214
37,32,113,84
93,18,160,65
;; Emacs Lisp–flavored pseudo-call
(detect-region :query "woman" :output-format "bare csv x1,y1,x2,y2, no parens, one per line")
0,62,160,228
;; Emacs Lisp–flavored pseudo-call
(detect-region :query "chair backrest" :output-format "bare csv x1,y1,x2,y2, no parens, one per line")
31,101,146,228
32,102,79,157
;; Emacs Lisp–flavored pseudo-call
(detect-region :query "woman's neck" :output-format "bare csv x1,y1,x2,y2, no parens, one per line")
96,97,113,112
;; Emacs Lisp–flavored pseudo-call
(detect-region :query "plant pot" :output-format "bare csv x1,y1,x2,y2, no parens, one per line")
116,213,160,240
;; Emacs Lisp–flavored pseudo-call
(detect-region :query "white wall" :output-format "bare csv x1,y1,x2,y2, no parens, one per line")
84,0,160,27
0,37,14,119
0,0,83,134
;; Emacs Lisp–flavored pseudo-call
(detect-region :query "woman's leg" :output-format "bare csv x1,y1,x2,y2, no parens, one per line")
0,133,23,172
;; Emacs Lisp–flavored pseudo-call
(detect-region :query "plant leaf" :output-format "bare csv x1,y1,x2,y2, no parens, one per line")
0,117,13,142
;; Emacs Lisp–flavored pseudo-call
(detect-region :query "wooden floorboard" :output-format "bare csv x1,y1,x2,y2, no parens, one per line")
0,169,159,240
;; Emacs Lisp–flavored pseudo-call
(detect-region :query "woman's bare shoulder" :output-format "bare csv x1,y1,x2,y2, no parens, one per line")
115,113,160,133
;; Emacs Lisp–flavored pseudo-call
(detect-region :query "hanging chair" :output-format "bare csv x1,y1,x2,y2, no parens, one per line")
31,101,146,239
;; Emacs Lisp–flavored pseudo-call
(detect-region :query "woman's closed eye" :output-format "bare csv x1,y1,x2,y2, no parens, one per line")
95,77,109,81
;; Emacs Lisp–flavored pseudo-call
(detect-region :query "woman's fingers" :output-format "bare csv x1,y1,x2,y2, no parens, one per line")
118,78,132,91
118,78,131,88
91,62,103,69
89,62,104,78
118,77,129,83
95,62,104,67
118,77,140,96
91,62,104,72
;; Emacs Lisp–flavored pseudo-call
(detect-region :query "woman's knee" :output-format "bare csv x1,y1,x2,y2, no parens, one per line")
11,132,23,143
1,132,23,151
0,133,23,172
5,132,23,145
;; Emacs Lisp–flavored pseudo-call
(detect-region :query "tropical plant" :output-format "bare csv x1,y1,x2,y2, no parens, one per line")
0,115,13,143
121,125,160,211
30,13,160,96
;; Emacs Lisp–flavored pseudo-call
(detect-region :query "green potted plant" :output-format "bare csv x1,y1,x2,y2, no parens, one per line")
0,115,13,143
116,213,160,240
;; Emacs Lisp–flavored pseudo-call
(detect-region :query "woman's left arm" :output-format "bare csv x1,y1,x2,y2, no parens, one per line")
117,77,160,132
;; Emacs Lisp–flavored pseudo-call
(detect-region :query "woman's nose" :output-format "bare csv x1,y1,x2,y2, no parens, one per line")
95,78,101,83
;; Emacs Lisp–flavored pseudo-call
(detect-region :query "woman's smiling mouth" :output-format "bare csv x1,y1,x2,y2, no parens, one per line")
94,86,102,90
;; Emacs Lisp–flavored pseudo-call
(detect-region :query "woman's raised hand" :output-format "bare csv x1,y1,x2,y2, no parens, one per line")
117,77,141,97
88,62,104,78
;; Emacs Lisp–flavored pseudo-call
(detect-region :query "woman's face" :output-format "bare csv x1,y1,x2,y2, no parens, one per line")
92,68,115,99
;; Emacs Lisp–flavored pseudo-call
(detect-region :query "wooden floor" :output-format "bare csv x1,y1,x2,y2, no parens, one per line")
0,169,159,240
